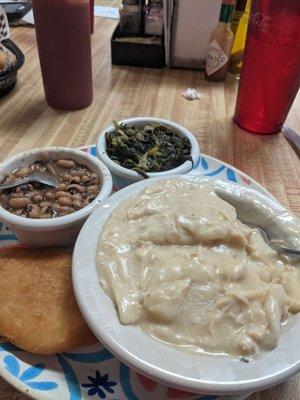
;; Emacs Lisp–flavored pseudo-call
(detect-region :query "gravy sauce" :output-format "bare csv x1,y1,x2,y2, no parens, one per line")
97,179,300,356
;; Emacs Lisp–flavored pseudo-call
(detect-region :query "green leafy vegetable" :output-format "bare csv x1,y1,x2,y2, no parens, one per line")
105,122,192,178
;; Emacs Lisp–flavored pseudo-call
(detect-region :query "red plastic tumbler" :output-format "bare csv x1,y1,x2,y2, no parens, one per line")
234,0,300,134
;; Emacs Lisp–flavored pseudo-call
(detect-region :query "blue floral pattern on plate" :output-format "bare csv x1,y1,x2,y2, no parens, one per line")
4,355,57,391
82,370,117,398
0,146,259,400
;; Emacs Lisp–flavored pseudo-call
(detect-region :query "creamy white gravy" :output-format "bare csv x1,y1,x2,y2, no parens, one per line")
97,179,300,356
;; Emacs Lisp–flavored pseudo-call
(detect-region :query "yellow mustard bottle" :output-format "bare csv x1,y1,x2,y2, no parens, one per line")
228,0,251,78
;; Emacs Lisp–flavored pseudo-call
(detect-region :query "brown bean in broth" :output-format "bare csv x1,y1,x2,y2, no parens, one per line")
27,204,40,218
9,197,30,209
58,197,73,206
32,195,43,203
69,176,81,184
0,158,101,219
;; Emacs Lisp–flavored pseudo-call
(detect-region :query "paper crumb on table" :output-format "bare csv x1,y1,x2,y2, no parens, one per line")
182,88,201,100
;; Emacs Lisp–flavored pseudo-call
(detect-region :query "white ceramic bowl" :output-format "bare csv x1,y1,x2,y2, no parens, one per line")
73,175,300,396
96,117,200,189
0,147,113,246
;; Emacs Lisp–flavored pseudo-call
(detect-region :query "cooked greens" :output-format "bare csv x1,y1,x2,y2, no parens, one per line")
105,122,192,177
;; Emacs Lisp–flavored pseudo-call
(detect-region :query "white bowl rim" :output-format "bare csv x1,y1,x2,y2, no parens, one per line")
72,174,300,395
0,147,113,230
96,117,200,179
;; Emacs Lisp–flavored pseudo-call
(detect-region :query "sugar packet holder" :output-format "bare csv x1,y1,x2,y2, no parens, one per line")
0,5,10,43
0,6,11,74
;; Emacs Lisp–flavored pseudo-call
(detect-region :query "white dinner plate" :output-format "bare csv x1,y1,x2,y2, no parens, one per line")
72,173,300,396
0,146,295,400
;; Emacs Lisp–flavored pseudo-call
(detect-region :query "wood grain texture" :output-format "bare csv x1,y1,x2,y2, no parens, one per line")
0,5,299,400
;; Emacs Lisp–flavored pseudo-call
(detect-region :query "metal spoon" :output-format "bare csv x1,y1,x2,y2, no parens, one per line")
0,172,59,191
282,126,300,158
214,182,300,260
246,224,300,259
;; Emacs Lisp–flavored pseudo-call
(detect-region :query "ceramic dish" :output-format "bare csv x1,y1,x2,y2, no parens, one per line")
0,147,113,246
96,117,200,188
0,146,280,400
73,175,300,396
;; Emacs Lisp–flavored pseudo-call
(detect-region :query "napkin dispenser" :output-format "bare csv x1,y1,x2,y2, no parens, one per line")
170,0,222,69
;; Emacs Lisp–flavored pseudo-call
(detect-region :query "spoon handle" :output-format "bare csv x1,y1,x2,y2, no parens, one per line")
275,246,300,259
0,177,30,191
282,126,300,158
247,225,300,260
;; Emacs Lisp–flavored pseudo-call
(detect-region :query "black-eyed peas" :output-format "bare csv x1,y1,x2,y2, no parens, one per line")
39,201,52,207
87,185,99,193
14,166,30,177
73,200,83,210
27,204,40,218
0,158,101,218
67,184,86,193
33,195,43,203
69,176,81,184
56,159,76,169
72,193,82,201
55,191,68,199
81,175,91,184
57,183,68,191
9,197,31,209
62,173,72,182
45,191,55,200
58,197,73,206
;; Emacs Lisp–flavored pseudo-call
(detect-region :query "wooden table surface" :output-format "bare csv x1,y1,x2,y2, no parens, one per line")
0,9,299,400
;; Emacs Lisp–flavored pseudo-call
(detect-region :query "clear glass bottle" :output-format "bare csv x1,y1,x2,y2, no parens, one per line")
205,0,235,82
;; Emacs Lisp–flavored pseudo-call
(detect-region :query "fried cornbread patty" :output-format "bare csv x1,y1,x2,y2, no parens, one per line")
0,247,96,354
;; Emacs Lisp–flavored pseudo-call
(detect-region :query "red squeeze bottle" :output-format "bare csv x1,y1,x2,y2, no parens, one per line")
90,0,94,33
32,0,93,110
